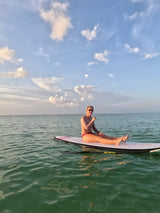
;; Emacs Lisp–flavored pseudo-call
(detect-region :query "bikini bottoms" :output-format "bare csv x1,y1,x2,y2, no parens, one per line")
81,132,93,137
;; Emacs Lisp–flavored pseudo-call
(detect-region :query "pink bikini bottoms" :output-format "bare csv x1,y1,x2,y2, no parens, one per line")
81,132,93,137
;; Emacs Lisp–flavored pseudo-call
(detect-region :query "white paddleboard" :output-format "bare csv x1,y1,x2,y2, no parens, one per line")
54,136,160,154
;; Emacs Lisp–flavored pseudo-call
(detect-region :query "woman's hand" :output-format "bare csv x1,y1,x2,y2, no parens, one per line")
98,132,104,136
92,116,96,122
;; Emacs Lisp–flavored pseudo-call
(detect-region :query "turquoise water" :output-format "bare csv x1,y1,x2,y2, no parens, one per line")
0,113,160,213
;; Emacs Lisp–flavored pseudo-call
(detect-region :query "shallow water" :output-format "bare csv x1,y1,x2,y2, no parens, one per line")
0,114,160,213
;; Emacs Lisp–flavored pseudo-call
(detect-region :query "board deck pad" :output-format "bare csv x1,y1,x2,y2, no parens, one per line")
54,136,160,154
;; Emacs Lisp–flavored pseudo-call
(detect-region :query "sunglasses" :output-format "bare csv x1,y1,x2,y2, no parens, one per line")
88,109,94,112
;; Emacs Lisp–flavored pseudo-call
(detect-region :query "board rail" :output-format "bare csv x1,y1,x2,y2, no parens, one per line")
54,136,160,154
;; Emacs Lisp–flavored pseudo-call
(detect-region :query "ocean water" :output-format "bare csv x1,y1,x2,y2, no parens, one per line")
0,113,160,213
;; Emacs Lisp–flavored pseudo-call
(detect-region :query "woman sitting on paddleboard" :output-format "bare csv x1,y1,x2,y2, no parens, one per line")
81,106,129,146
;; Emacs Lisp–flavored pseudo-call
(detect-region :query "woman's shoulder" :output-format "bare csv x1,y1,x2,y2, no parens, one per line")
81,115,86,120
81,115,91,121
81,115,90,120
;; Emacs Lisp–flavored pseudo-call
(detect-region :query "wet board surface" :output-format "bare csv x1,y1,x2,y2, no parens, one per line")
54,136,160,154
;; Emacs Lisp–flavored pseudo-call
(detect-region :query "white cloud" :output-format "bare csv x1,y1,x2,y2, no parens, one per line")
17,58,23,63
0,86,48,104
36,47,60,64
32,76,63,91
87,61,98,66
132,0,143,2
98,27,115,42
0,67,28,78
142,52,160,60
49,94,78,107
40,2,73,41
48,84,95,107
81,25,98,40
132,0,160,41
0,46,23,64
124,43,140,54
74,85,94,100
50,89,130,111
0,83,131,114
85,74,88,78
129,12,138,20
108,73,114,78
94,50,110,64
37,47,50,62
124,12,139,20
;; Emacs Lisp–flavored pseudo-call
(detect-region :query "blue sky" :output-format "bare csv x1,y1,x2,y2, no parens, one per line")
0,0,160,115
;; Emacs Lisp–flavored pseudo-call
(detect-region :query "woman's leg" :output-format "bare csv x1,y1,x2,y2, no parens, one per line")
100,134,119,140
82,134,123,146
101,134,129,142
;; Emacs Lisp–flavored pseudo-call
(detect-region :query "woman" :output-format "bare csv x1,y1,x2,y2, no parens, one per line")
81,106,129,146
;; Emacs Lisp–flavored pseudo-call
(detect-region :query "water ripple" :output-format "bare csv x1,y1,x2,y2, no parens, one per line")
0,114,160,213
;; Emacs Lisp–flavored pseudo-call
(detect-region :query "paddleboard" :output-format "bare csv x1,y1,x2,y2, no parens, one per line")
54,136,160,154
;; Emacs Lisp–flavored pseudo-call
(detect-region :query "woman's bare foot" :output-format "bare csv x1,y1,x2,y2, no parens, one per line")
122,135,129,143
115,136,123,146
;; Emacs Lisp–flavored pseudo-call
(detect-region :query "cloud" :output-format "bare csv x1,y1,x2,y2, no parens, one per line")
40,2,72,41
128,12,138,20
98,27,115,42
49,84,94,106
124,12,139,20
31,76,95,107
94,50,110,64
142,52,160,60
49,94,78,107
36,47,60,65
17,58,23,63
0,46,23,64
94,91,130,108
108,73,114,78
128,0,160,54
0,67,28,78
132,0,143,2
0,86,48,104
31,76,63,91
124,43,140,54
37,47,50,62
74,85,94,101
81,25,98,41
0,83,131,114
87,62,98,66
132,0,160,39
49,88,130,110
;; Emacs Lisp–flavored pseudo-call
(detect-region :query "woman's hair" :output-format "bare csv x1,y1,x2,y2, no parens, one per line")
86,105,94,110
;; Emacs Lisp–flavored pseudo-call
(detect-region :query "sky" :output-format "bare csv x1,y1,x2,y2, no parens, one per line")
0,0,160,115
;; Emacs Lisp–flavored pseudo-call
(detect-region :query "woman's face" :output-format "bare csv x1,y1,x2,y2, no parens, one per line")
86,107,94,116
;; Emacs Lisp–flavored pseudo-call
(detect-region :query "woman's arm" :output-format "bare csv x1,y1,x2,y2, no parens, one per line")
92,123,100,134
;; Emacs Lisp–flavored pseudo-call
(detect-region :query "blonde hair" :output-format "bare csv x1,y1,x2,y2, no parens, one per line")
86,105,94,110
